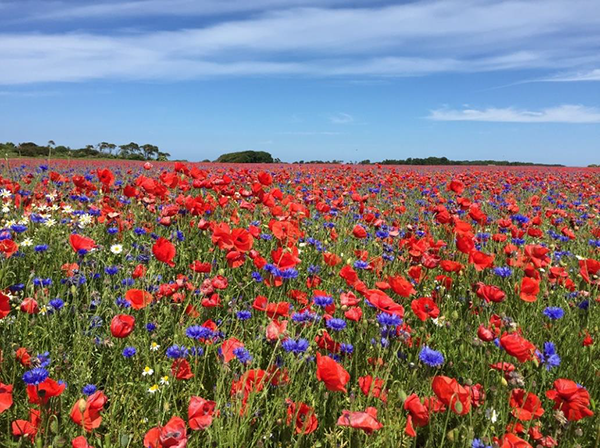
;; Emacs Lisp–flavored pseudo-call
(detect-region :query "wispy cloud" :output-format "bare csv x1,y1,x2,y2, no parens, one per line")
1,1,600,83
328,112,354,124
541,69,600,82
427,105,600,123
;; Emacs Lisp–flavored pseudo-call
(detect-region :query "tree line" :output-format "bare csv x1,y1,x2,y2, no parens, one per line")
0,141,170,161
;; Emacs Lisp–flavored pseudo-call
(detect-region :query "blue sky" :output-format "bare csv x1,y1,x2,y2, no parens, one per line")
1,0,599,165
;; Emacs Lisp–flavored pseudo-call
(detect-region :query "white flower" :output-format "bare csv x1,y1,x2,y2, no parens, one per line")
44,218,56,227
21,238,33,247
150,342,160,352
2,206,10,213
18,218,28,225
5,220,16,227
486,408,498,423
148,384,159,394
79,214,93,226
39,306,48,316
46,193,57,201
0,189,11,198
159,376,169,385
142,366,154,376
62,205,73,214
110,244,123,254
50,204,60,211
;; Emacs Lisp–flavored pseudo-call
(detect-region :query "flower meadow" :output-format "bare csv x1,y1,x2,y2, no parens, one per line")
0,160,598,448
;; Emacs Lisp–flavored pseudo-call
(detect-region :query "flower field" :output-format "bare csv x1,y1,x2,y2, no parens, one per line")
0,160,598,447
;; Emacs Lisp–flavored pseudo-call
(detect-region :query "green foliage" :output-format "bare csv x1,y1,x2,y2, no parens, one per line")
379,156,564,166
216,150,274,163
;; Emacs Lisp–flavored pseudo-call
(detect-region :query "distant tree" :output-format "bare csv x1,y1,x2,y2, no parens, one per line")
141,144,159,160
216,151,274,163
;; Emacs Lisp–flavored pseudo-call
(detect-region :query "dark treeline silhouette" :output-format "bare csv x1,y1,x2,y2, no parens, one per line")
216,150,277,163
0,141,170,161
377,156,564,167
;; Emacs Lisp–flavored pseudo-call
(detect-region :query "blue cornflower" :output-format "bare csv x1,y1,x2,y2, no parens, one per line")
340,343,354,355
291,310,319,324
472,439,491,448
122,346,137,358
22,367,49,385
36,352,51,368
11,224,28,233
493,266,513,278
542,342,561,371
34,244,49,252
282,338,309,354
107,227,118,235
233,347,253,364
134,227,147,235
353,260,369,269
419,347,444,367
146,322,157,332
543,307,564,320
326,318,347,331
251,272,263,282
236,310,252,320
166,345,188,359
313,295,334,307
49,298,64,310
105,266,119,275
186,325,214,340
280,268,299,280
82,384,97,396
115,297,131,308
377,313,402,327
308,265,321,275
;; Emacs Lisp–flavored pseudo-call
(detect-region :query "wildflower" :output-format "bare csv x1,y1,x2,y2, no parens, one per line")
419,347,444,367
82,384,97,396
159,376,169,385
22,368,49,385
150,342,160,352
110,244,123,255
233,347,253,364
142,366,154,376
326,318,347,331
148,384,159,394
236,310,252,320
543,307,564,320
313,295,334,307
282,338,309,354
122,347,137,358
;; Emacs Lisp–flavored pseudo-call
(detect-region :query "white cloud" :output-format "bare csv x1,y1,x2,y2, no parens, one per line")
542,69,600,82
328,113,354,124
1,1,600,83
427,104,600,123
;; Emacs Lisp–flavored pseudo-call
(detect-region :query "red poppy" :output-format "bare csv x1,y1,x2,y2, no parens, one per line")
266,319,287,341
365,289,404,317
286,400,318,434
469,251,495,271
499,332,536,363
431,376,471,415
69,234,96,253
387,275,416,297
132,264,147,279
152,237,176,267
578,258,600,283
190,260,211,273
411,297,440,321
20,297,39,314
172,359,194,380
0,291,10,319
403,393,429,437
358,375,387,402
125,289,153,310
72,436,94,448
509,389,544,421
0,382,13,413
475,283,506,303
337,407,383,434
70,391,108,432
188,396,217,430
144,416,188,448
257,171,273,186
221,337,244,363
15,347,31,367
0,239,18,258
352,225,367,239
477,324,495,342
519,277,540,302
447,179,464,194
316,353,350,393
110,314,135,338
497,433,533,448
27,377,65,405
12,408,40,442
545,379,594,421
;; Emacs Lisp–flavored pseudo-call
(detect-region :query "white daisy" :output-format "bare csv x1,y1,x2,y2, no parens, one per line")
110,244,123,255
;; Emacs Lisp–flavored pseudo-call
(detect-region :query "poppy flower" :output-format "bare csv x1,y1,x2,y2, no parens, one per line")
365,289,404,317
152,237,176,267
221,338,245,363
27,377,66,405
403,394,429,437
12,408,40,442
579,258,600,283
144,416,188,448
69,234,96,253
497,433,533,448
0,291,10,319
352,225,367,239
286,400,318,434
337,407,383,434
509,389,544,421
0,382,13,413
125,289,153,310
72,436,94,448
388,275,416,297
475,283,506,303
110,314,135,338
188,396,217,430
70,391,108,432
358,375,387,402
469,251,495,271
545,379,594,421
0,239,18,258
316,353,350,393
477,324,495,342
519,277,540,302
411,297,440,321
499,332,536,363
431,376,471,415
20,297,39,314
